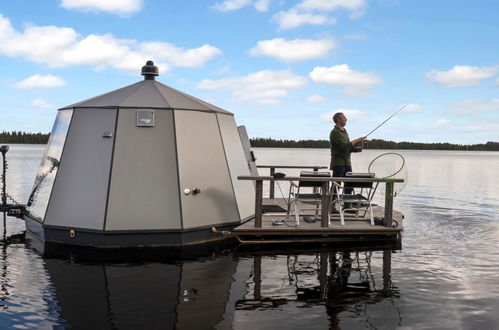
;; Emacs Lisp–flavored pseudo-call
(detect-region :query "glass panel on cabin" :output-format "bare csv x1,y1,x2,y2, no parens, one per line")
28,109,73,220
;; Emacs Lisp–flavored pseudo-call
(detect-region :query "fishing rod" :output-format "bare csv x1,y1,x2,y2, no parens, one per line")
365,104,409,138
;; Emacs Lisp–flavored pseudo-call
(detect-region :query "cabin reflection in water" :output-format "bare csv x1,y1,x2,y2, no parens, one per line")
44,255,237,329
42,248,399,329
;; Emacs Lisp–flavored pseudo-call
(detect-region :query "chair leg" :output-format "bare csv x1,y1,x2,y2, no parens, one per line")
337,199,345,225
328,204,331,226
369,203,374,225
294,200,300,226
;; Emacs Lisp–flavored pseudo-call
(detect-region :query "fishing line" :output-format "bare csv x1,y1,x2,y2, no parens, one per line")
365,104,409,139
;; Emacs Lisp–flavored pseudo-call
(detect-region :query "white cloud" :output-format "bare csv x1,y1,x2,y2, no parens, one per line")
31,99,52,109
321,109,365,122
339,109,365,120
139,42,222,68
297,0,367,17
212,0,251,12
254,0,271,11
430,119,452,129
426,65,499,87
273,9,335,29
463,122,499,133
403,103,424,113
448,99,499,115
0,14,221,74
272,0,365,29
197,70,307,105
496,78,499,86
212,0,271,12
297,0,365,11
306,95,326,104
249,38,335,62
309,64,382,95
14,74,66,89
60,0,143,16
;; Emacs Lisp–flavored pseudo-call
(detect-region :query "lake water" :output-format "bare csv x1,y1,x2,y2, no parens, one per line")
1,145,498,329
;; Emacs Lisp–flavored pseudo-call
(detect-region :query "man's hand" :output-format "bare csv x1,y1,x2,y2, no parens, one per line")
352,137,366,152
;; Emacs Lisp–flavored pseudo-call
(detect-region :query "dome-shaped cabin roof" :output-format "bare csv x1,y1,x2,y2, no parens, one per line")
60,61,231,115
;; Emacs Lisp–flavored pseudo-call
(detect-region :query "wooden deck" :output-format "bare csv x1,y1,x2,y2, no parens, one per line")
234,198,403,245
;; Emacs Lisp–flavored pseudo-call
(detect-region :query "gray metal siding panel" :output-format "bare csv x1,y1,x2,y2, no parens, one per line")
44,108,116,229
237,125,259,177
105,109,182,230
217,115,255,220
175,111,240,229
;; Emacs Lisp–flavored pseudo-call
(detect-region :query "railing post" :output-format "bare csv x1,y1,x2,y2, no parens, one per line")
384,181,394,227
255,179,263,228
269,167,275,199
321,181,329,227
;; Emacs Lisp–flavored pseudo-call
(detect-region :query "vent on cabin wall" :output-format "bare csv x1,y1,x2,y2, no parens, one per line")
137,110,155,127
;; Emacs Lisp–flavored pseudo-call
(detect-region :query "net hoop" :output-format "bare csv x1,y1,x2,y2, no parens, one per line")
368,152,405,179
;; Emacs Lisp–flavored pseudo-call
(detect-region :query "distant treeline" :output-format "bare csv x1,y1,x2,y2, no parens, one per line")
0,131,49,144
1,132,498,151
250,137,499,151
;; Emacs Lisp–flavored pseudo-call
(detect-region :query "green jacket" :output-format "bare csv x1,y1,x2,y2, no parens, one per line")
329,127,353,167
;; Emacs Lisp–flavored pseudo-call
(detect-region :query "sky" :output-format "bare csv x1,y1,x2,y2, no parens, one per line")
0,0,498,144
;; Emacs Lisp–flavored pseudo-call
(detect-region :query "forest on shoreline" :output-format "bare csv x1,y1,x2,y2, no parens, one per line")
250,137,499,151
1,131,498,151
0,131,49,144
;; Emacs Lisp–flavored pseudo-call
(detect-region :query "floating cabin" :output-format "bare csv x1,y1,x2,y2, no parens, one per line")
24,61,256,249
21,61,403,251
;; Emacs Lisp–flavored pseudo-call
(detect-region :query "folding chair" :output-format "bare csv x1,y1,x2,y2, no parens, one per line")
287,171,331,226
331,173,378,226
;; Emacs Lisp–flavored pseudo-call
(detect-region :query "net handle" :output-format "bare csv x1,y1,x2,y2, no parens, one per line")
368,152,405,179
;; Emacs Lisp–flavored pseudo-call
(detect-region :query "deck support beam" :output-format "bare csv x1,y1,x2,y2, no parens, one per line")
253,256,262,299
321,182,329,227
384,182,394,227
255,180,263,228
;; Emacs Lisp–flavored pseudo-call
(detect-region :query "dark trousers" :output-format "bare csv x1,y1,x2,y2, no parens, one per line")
332,165,353,196
332,165,352,178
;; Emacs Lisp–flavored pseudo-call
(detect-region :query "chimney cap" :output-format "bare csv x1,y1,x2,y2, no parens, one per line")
141,60,159,80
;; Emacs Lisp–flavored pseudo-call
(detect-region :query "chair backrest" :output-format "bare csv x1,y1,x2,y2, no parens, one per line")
343,172,374,189
299,171,330,187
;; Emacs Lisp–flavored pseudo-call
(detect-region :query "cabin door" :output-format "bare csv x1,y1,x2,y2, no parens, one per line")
174,111,240,229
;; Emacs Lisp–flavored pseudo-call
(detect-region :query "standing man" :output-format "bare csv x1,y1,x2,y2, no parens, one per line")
329,112,365,177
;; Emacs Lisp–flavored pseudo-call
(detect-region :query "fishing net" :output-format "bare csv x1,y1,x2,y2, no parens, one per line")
367,152,408,196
